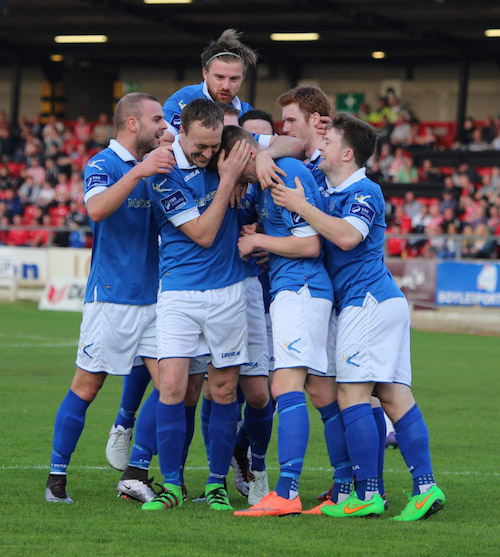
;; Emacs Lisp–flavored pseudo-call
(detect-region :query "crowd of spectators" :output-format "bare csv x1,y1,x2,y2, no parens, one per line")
358,94,500,259
0,111,114,247
0,99,498,259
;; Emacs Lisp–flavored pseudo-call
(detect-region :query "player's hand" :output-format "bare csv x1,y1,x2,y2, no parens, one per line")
256,150,286,189
271,176,307,212
316,115,332,135
241,223,258,236
251,247,269,267
217,140,251,184
238,233,259,260
139,146,175,177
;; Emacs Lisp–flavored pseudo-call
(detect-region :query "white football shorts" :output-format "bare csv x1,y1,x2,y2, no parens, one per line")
335,293,412,386
241,276,269,377
156,280,249,369
76,301,156,375
270,285,333,375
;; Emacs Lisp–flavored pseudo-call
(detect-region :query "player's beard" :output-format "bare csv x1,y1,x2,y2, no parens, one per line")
136,133,161,159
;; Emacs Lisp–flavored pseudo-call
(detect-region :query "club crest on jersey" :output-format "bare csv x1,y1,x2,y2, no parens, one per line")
170,114,182,130
152,178,171,193
87,159,105,171
85,174,109,190
290,212,306,226
354,193,372,206
348,202,375,225
160,190,187,213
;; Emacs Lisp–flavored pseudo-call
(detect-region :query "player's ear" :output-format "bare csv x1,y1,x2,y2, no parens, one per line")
202,66,208,80
310,112,321,126
343,147,355,162
127,116,138,132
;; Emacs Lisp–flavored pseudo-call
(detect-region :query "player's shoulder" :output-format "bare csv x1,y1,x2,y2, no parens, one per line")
164,83,204,109
239,100,254,114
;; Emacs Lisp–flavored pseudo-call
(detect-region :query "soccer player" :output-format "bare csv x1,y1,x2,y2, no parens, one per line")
219,127,335,517
240,109,276,136
142,99,251,512
162,29,257,144
45,93,175,504
271,113,446,521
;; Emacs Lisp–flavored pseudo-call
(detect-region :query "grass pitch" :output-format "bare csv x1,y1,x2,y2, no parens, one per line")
0,301,499,556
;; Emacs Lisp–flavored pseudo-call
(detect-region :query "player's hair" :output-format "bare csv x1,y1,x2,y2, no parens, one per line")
201,29,257,72
181,98,224,133
220,125,259,157
239,109,275,134
114,92,160,131
332,113,377,167
213,101,240,118
278,85,331,118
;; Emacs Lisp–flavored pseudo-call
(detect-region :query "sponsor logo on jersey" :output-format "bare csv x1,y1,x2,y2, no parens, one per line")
196,189,216,208
184,169,200,183
85,173,109,190
348,202,375,225
152,178,171,193
221,351,240,358
127,198,152,209
160,190,187,213
87,159,106,170
170,113,182,130
290,212,306,226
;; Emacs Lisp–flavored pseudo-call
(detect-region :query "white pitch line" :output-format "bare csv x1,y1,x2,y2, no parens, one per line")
0,342,78,348
1,464,497,476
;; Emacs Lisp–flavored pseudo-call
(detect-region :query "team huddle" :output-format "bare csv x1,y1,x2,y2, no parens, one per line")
45,30,446,521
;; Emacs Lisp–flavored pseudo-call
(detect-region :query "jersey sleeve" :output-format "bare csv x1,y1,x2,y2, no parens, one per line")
149,171,200,229
341,187,383,239
279,175,319,237
162,93,184,137
83,156,113,203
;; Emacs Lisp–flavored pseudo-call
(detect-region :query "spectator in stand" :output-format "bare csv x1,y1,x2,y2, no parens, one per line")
30,113,44,140
26,157,47,186
390,112,413,148
66,201,88,227
62,127,82,155
477,172,498,200
453,116,476,149
375,115,393,155
395,157,418,183
442,175,461,200
72,143,90,172
23,130,43,161
441,206,461,230
468,128,489,152
457,173,475,198
367,96,393,124
73,114,92,145
52,215,69,247
91,113,114,149
491,129,500,151
18,175,40,206
388,147,408,180
410,124,437,151
68,220,87,248
487,204,500,231
0,166,17,191
460,194,482,225
386,223,407,257
423,223,445,258
392,204,413,233
29,214,50,247
455,161,480,185
45,157,59,185
6,214,29,246
418,159,443,183
0,214,10,244
42,114,65,139
54,172,70,197
378,143,394,179
3,188,23,218
428,200,444,228
43,125,63,158
37,180,55,209
470,223,496,259
0,127,17,160
438,222,460,259
403,190,422,221
366,159,385,183
482,116,497,143
440,191,459,213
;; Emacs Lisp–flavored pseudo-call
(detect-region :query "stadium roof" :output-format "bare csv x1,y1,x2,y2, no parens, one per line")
1,0,500,70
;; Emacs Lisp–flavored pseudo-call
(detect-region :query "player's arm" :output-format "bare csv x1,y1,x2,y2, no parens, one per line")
179,140,250,248
271,177,363,251
86,146,175,222
256,136,305,189
238,228,320,259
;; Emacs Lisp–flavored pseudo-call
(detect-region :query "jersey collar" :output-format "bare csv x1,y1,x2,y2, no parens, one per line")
202,81,242,111
327,167,366,194
109,139,137,164
309,148,322,166
172,135,198,170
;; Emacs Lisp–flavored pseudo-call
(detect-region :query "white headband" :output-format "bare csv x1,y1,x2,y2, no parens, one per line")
205,51,244,66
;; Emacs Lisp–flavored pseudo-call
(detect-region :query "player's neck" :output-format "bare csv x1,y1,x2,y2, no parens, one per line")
306,133,323,160
327,164,359,189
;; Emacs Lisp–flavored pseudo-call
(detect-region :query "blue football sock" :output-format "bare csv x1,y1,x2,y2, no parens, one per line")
372,406,387,497
235,418,249,452
275,391,309,500
207,399,239,485
200,396,211,463
180,404,197,484
51,389,90,474
245,399,273,472
156,400,185,487
319,400,353,503
342,403,379,500
115,364,151,429
129,388,158,470
394,404,435,495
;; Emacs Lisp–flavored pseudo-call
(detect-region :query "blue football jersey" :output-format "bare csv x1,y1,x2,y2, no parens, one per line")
255,157,333,302
163,81,253,137
149,138,246,291
322,168,404,312
83,140,159,305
